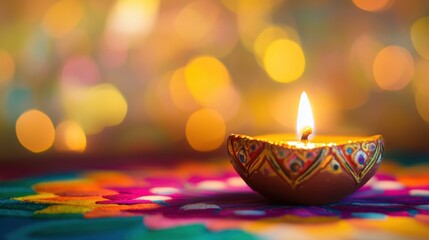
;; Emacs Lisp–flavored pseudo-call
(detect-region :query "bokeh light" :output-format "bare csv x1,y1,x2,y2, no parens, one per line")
184,56,231,106
352,0,393,12
411,16,429,60
1,0,429,156
207,85,241,121
55,121,87,152
346,35,384,109
182,56,240,120
263,39,306,83
174,0,219,43
254,25,300,63
62,84,128,134
0,50,15,84
349,34,383,82
235,0,280,51
61,55,100,86
42,0,84,38
415,91,429,123
254,26,289,61
413,59,429,123
373,46,414,91
169,68,198,111
16,109,55,153
186,109,226,152
106,0,159,41
413,59,429,94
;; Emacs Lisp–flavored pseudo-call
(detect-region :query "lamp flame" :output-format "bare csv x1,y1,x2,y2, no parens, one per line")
297,91,315,141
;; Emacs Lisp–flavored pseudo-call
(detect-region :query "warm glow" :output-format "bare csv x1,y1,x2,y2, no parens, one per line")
186,108,226,152
183,56,240,120
174,0,219,43
413,59,429,94
254,26,289,60
263,39,305,83
352,0,393,12
169,67,198,111
411,16,429,60
414,59,429,123
55,121,87,152
349,34,382,81
42,0,83,38
107,0,159,40
62,83,128,134
184,55,231,106
296,92,315,140
254,26,301,63
373,45,414,91
234,0,280,51
415,91,429,123
16,109,55,153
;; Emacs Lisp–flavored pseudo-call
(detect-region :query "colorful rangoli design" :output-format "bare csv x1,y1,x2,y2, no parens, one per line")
1,159,429,239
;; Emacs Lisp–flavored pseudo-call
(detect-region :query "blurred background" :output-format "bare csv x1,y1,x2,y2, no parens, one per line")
1,0,429,161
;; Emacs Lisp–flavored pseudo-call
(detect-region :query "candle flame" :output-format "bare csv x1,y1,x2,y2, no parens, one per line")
297,91,315,140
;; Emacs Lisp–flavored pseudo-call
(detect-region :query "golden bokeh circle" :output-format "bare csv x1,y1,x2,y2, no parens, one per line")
16,109,55,153
186,108,226,152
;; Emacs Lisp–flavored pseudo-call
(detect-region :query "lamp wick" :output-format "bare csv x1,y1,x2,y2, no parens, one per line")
300,127,312,142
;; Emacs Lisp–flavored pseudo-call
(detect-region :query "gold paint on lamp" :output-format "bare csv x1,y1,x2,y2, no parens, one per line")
227,92,384,205
227,133,384,205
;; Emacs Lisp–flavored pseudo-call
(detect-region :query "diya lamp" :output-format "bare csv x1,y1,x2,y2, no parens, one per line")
227,92,384,205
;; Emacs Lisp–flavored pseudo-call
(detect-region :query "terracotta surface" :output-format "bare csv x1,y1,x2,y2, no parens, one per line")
227,134,384,205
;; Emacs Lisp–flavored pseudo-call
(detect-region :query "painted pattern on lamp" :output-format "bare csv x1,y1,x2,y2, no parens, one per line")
227,92,384,205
